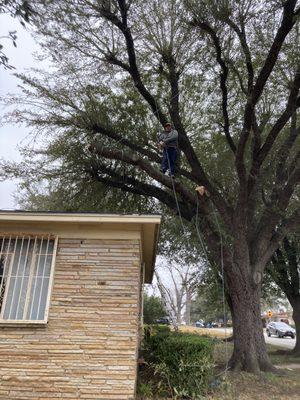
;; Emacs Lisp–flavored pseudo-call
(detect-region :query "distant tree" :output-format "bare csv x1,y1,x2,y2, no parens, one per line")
190,263,230,325
155,260,199,326
143,293,166,325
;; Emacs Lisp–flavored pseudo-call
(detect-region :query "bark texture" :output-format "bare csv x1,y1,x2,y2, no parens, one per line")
291,297,300,355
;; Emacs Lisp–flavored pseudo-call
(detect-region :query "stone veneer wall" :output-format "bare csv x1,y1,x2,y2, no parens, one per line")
0,238,141,400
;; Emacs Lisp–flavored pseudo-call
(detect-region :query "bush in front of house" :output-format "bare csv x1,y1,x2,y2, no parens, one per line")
142,326,214,399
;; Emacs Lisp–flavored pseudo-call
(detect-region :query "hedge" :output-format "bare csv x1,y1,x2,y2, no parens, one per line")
142,326,214,398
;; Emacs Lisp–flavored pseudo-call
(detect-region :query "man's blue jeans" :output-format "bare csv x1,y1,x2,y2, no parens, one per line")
162,147,177,176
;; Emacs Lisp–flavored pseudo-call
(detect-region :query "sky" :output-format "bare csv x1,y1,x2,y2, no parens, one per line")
0,14,40,209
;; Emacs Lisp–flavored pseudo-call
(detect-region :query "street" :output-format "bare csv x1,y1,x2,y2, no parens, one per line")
264,331,296,350
193,327,296,350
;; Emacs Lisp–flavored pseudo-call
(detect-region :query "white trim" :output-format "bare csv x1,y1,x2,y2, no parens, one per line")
44,236,58,322
8,236,25,319
0,236,18,319
15,236,31,319
0,212,161,222
36,237,50,319
23,236,38,320
29,237,44,320
0,236,10,305
0,320,47,327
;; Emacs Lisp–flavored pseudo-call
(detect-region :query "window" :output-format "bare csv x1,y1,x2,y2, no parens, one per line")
0,235,57,324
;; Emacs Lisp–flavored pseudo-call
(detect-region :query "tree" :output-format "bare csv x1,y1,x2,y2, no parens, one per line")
191,264,230,325
143,293,166,325
1,0,300,372
267,237,300,355
155,260,199,327
0,0,33,68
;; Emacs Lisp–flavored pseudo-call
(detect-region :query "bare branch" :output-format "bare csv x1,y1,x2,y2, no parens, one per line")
224,16,254,92
257,66,300,166
251,0,298,106
191,19,236,153
235,0,298,185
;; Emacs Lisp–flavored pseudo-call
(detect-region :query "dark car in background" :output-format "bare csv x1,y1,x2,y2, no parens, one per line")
266,322,295,338
155,317,170,325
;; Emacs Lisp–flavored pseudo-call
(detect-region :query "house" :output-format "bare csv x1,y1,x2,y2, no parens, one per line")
0,211,161,400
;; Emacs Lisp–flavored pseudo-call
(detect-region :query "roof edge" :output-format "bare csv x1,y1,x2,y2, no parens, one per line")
0,211,161,224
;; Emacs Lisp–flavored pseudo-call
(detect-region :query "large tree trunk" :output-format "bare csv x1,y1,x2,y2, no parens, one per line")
225,259,276,372
290,297,300,355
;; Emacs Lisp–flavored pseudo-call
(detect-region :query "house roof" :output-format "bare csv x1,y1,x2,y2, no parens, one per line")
0,211,161,283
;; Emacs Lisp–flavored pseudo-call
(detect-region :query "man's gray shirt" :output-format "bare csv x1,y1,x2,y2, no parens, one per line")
157,129,178,148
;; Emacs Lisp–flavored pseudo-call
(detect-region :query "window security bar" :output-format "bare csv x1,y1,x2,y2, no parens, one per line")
0,235,58,323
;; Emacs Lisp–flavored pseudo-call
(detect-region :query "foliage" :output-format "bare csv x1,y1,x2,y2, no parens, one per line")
267,236,300,302
142,326,214,398
143,293,166,325
136,382,154,399
0,0,33,69
190,263,229,324
266,236,300,353
1,0,300,372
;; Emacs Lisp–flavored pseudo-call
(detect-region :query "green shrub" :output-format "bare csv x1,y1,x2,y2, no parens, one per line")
142,328,214,399
136,382,153,399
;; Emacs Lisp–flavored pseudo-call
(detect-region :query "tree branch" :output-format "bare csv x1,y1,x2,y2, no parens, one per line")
256,66,300,167
235,0,298,185
191,19,236,153
87,162,194,219
251,0,298,106
259,209,300,268
90,142,199,207
98,1,233,225
88,122,197,182
99,0,167,125
224,16,254,92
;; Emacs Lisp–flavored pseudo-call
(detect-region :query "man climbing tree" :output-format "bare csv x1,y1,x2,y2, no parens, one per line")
157,122,178,178
1,0,300,373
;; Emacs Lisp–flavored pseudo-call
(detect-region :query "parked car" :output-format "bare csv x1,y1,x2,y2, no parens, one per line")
155,317,170,325
266,322,295,338
195,321,204,328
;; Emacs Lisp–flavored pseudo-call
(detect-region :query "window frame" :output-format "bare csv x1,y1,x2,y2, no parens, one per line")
0,234,58,327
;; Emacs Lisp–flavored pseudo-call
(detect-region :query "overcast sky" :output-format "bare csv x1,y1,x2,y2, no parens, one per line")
0,14,40,209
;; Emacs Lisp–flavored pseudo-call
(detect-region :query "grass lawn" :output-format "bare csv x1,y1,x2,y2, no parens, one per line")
208,342,300,400
180,325,233,339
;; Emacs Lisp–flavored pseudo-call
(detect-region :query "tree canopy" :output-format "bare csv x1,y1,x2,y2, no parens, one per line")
1,0,299,373
0,0,33,68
